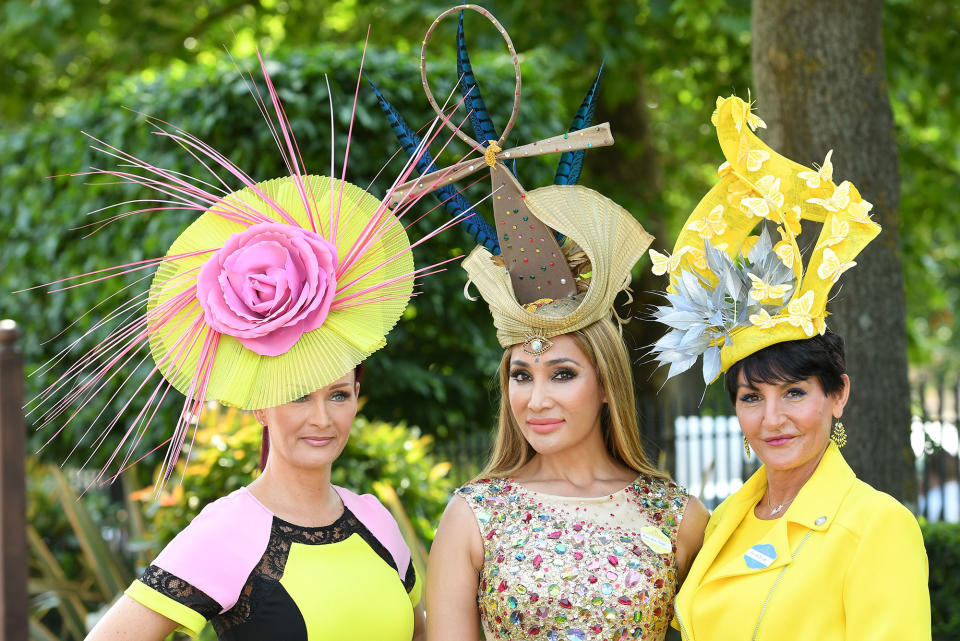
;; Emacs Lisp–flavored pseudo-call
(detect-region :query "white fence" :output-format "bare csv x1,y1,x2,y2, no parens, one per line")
673,415,757,509
913,416,959,523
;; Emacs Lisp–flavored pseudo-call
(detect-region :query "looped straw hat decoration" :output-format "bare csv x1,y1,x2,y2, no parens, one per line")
648,95,881,384
375,4,653,353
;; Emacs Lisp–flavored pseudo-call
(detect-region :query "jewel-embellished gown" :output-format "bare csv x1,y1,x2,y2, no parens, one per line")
458,476,688,641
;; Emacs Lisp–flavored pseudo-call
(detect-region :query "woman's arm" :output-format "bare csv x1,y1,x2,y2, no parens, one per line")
675,496,710,585
411,601,426,641
85,595,180,641
426,495,484,641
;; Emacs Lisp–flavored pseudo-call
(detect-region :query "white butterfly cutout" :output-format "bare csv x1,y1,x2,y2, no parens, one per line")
743,147,771,172
815,215,850,250
849,199,875,224
807,180,851,212
748,274,791,302
785,290,817,337
797,150,834,188
774,240,795,268
740,175,785,218
681,246,708,270
749,308,780,329
686,205,727,240
730,93,767,133
817,247,857,283
649,248,681,276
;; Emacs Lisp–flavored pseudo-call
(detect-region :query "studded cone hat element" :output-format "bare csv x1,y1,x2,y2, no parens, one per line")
390,4,621,306
464,185,652,347
384,5,651,348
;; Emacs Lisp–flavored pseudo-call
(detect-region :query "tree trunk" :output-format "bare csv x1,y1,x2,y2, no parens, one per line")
751,0,915,502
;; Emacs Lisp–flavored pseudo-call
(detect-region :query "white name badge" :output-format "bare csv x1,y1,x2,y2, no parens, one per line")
640,526,672,554
744,543,777,569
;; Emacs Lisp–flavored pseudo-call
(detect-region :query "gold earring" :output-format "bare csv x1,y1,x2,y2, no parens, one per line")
743,436,751,457
831,420,847,448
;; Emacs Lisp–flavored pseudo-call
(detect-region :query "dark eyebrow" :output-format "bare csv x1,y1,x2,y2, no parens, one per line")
510,357,582,368
545,357,581,367
329,382,353,390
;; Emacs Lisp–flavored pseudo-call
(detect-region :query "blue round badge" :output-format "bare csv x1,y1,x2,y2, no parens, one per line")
744,544,777,569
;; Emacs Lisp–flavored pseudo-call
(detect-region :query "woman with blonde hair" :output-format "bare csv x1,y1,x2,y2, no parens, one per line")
426,240,708,641
374,8,709,638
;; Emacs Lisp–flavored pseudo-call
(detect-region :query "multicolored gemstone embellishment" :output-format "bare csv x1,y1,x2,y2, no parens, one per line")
458,476,687,640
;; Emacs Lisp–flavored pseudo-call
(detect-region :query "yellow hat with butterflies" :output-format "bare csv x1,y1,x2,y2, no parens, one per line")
648,94,880,383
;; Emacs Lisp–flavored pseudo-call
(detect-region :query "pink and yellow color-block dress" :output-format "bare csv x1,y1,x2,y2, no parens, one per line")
125,486,421,640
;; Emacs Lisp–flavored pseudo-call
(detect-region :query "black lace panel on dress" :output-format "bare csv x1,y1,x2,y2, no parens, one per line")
139,565,221,619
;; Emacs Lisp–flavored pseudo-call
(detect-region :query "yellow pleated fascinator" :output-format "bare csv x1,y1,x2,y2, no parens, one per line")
648,95,881,383
29,53,462,484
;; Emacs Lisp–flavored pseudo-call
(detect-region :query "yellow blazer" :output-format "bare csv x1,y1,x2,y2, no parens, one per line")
674,442,930,641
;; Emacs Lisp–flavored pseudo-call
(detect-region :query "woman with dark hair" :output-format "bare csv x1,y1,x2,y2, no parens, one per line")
649,95,929,640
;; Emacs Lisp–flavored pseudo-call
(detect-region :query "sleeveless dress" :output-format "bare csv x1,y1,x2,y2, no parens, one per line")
125,485,421,640
458,475,688,641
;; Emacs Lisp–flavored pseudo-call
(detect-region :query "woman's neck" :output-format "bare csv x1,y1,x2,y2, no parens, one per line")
763,445,829,509
515,424,635,495
248,461,342,527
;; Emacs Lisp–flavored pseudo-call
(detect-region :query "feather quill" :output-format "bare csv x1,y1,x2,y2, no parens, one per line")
369,79,499,253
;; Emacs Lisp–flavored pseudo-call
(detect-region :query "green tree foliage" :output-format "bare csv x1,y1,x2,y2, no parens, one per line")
922,521,960,639
885,0,960,373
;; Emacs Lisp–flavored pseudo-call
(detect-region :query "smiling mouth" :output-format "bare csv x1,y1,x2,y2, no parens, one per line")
764,435,796,446
301,436,335,446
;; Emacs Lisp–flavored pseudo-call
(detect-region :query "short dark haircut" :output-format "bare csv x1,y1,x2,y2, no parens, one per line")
725,331,847,403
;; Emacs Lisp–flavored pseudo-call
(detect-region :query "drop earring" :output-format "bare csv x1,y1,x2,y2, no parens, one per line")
831,420,847,448
743,436,751,457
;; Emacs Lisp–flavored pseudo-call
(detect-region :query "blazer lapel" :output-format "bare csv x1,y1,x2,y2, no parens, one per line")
691,443,857,586
681,467,766,591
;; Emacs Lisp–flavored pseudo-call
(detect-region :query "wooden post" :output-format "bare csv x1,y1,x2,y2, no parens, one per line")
0,320,27,641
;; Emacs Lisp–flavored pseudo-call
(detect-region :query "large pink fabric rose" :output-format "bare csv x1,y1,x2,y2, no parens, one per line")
196,223,338,357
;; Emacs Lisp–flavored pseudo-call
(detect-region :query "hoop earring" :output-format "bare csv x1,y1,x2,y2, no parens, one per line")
831,420,847,448
743,436,751,457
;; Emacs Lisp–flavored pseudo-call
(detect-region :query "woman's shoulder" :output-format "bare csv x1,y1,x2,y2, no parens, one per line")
148,487,275,613
453,476,511,506
333,485,413,581
635,474,689,498
631,474,691,516
163,487,273,550
837,478,922,537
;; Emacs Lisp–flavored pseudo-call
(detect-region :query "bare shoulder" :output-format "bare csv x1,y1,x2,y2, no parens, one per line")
433,494,484,569
680,495,710,532
675,495,710,581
